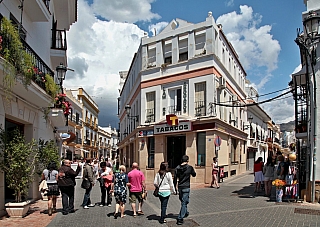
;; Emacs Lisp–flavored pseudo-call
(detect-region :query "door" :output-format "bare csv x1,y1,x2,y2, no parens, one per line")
247,151,255,171
167,135,186,169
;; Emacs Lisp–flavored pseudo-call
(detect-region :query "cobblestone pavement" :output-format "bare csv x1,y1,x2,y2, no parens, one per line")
3,172,320,227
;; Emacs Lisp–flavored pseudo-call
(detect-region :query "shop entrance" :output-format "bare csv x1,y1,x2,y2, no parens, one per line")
167,135,186,169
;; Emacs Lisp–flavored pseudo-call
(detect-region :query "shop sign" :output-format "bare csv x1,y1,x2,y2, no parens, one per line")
138,130,154,136
154,122,191,135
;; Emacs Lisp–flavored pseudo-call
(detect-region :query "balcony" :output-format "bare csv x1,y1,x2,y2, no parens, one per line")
195,101,206,117
145,108,155,123
84,117,90,126
48,108,67,129
83,139,91,146
24,0,51,22
168,105,181,115
68,114,83,127
75,138,82,145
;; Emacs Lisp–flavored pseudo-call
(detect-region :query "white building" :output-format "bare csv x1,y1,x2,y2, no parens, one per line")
118,13,250,183
0,0,77,216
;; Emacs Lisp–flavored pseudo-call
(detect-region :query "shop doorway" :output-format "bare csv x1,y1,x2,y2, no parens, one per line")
167,135,186,169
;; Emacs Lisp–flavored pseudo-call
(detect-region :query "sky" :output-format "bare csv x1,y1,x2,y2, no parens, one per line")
64,0,307,128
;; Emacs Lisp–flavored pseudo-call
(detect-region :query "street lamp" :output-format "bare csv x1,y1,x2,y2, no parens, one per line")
125,104,139,122
244,115,253,130
55,62,74,94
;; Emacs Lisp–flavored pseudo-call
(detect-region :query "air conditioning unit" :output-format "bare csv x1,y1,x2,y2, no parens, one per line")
219,77,226,89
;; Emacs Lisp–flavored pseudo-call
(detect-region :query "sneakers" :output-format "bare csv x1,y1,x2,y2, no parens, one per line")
83,206,89,209
107,204,112,207
99,204,104,207
88,204,95,207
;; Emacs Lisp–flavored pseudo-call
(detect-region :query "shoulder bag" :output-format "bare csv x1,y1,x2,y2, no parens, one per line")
153,173,166,197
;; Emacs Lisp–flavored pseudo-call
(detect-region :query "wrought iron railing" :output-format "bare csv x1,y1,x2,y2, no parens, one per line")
42,0,50,11
168,105,181,115
195,101,206,117
145,108,155,123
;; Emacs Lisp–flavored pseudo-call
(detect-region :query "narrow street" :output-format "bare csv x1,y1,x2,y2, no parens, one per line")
44,172,320,227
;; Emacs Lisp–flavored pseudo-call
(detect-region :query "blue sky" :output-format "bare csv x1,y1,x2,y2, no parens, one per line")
65,0,307,127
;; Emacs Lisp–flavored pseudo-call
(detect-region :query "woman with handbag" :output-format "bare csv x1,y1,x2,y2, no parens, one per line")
153,162,176,224
41,162,59,216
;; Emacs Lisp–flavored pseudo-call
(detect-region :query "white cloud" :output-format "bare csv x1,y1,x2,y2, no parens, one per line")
216,5,281,73
225,0,234,7
91,0,161,23
65,0,145,127
148,21,169,36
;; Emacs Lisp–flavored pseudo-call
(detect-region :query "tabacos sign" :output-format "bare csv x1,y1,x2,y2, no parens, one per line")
154,114,192,135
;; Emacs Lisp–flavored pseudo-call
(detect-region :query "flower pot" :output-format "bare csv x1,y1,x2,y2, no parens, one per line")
276,188,283,202
5,201,31,218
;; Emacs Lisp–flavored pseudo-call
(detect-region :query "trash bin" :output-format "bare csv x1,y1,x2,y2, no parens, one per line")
218,166,224,183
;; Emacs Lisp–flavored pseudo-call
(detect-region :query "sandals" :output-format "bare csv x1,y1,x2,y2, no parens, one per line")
137,210,144,215
133,214,137,218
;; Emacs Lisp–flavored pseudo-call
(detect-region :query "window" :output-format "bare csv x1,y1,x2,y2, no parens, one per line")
168,88,182,114
195,82,206,116
197,132,206,166
231,138,237,163
179,52,188,62
147,137,155,168
146,92,155,123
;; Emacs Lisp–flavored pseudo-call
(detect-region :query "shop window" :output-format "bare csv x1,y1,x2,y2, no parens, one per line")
196,132,206,166
147,137,155,168
231,138,238,164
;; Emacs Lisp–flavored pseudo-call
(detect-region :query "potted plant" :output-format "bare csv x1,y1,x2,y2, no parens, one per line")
0,128,60,217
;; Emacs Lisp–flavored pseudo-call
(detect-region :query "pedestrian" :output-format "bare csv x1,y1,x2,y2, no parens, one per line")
99,162,113,207
210,157,220,189
173,155,196,225
263,156,275,196
254,157,264,192
154,162,176,224
111,165,129,219
81,159,95,209
41,162,59,216
127,162,146,217
93,159,99,183
277,155,289,180
57,159,81,215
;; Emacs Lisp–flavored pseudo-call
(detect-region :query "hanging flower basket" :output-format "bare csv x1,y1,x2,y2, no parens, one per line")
54,93,71,116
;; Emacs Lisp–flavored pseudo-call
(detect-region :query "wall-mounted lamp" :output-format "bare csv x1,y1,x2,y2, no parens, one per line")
56,62,74,94
125,104,139,122
243,115,253,130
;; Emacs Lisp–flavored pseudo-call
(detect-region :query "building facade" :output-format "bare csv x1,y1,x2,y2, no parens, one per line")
70,88,100,159
118,13,250,183
0,0,77,216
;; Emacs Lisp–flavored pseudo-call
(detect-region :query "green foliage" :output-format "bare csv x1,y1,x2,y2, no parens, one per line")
45,74,59,99
0,17,34,92
0,128,61,203
38,138,60,173
0,128,38,203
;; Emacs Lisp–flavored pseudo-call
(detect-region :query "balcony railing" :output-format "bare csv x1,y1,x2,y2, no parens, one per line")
51,29,67,50
68,114,83,126
75,138,82,144
195,101,206,117
145,108,155,123
0,29,55,92
168,105,181,115
42,0,50,11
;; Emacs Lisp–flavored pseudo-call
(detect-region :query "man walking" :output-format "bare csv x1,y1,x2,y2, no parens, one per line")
128,162,146,217
58,159,81,215
174,155,196,225
81,159,95,209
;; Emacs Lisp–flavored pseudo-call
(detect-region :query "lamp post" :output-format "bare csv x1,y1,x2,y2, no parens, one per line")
55,62,74,94
294,9,320,203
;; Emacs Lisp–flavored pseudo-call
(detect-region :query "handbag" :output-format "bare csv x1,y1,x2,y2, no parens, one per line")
153,173,166,197
81,178,91,189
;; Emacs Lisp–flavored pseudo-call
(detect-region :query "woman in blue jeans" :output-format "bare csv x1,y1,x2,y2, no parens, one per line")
154,162,176,224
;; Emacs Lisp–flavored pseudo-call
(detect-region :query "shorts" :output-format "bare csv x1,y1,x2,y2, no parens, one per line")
212,170,218,175
129,191,143,203
264,176,273,181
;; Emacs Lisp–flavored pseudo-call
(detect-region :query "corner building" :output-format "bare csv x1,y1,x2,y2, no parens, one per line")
118,12,249,183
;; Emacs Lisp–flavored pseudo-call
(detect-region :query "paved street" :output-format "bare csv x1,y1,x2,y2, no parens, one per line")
45,172,320,227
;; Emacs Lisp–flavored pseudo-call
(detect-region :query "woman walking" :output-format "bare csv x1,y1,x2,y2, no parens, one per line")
154,162,176,224
41,162,60,216
111,165,129,219
210,157,220,188
263,156,275,196
254,157,264,192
